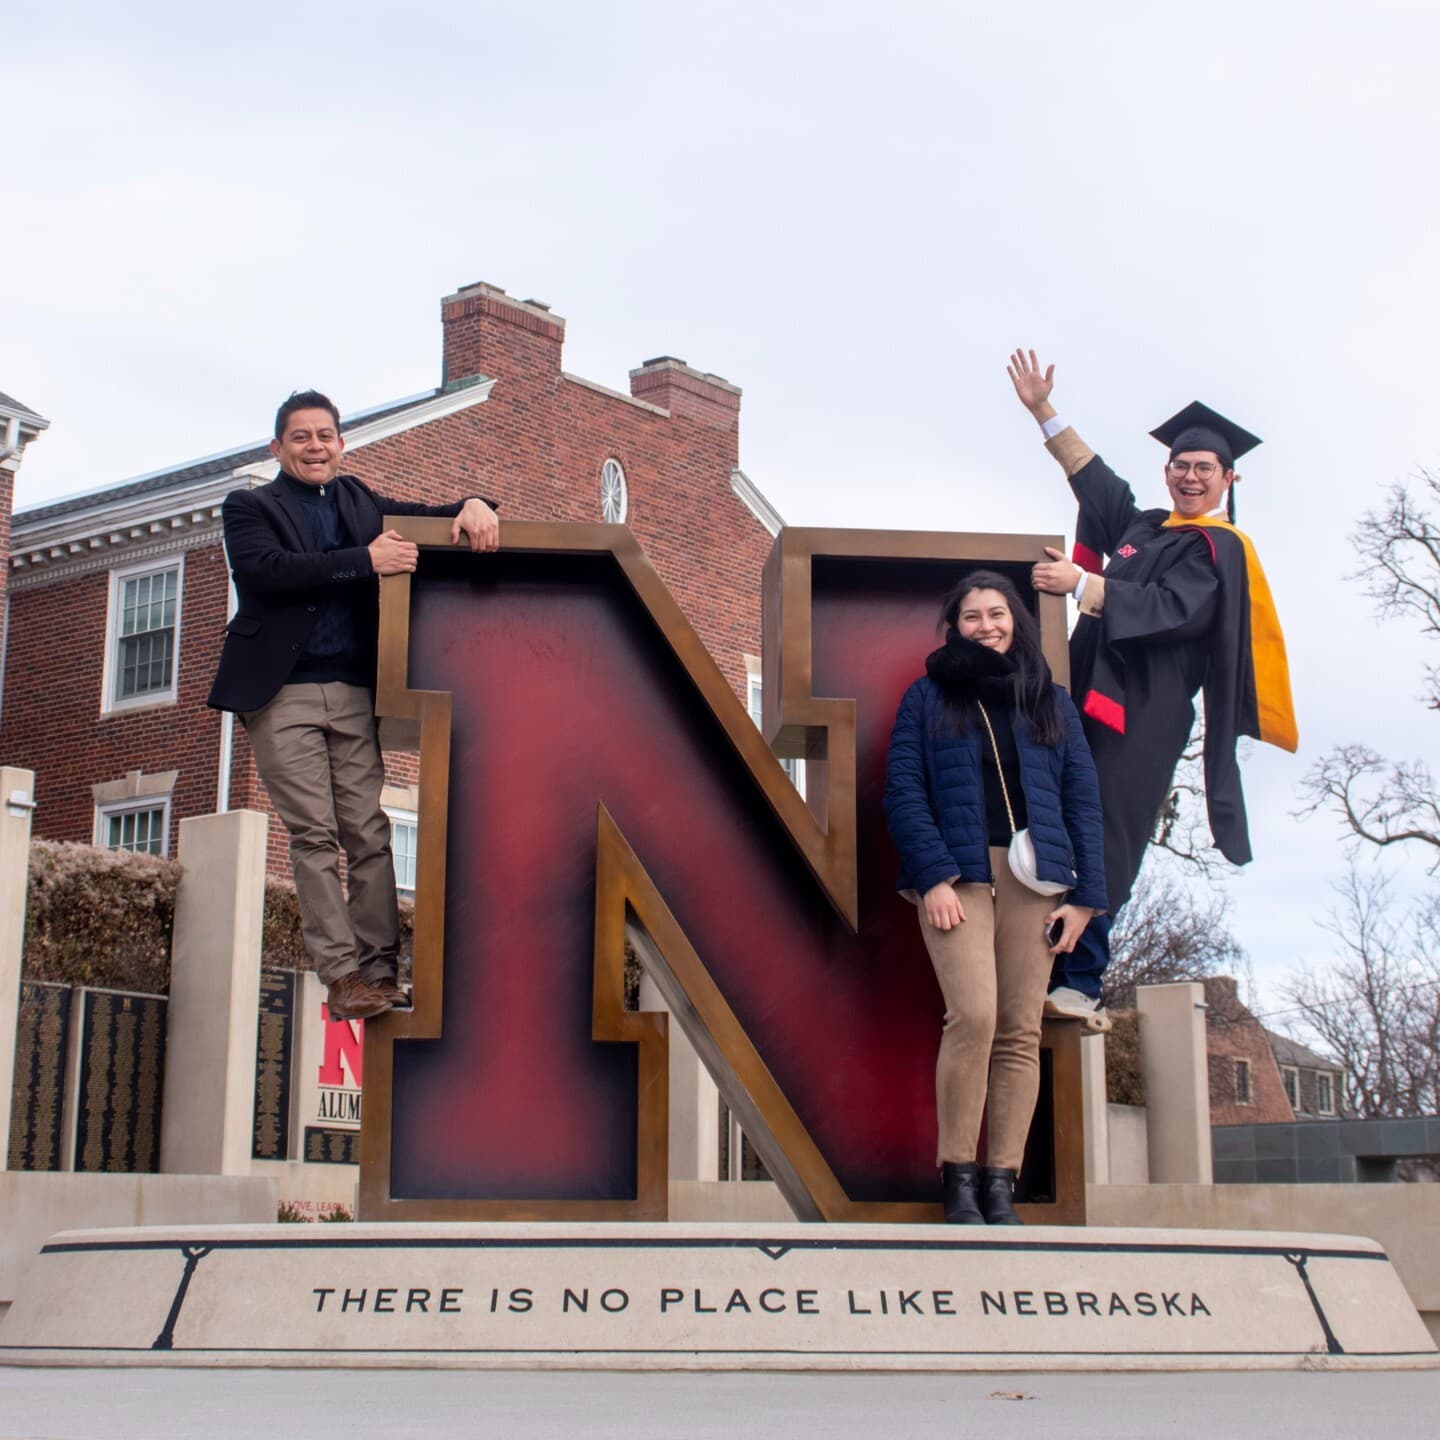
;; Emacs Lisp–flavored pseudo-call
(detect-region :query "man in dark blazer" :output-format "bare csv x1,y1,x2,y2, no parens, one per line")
207,390,498,1020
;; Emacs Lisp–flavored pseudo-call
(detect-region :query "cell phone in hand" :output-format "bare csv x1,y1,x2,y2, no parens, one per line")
1045,916,1066,948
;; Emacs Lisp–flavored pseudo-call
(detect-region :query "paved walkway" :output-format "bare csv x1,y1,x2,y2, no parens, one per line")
3,1368,1439,1439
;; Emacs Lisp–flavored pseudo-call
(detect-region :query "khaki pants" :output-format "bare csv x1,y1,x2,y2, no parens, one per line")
917,846,1054,1171
243,682,400,988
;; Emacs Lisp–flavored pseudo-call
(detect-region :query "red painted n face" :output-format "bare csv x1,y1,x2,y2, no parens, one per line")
362,526,1076,1221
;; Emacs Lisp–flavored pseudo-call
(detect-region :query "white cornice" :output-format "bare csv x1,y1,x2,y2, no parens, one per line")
10,522,222,591
561,372,668,418
0,403,49,433
730,468,785,536
10,379,496,583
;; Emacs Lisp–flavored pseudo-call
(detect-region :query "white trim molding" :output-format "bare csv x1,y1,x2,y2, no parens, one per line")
562,372,668,418
91,769,179,806
730,468,784,536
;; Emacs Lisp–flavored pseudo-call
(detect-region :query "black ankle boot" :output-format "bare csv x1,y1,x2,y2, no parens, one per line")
940,1162,986,1224
980,1166,1023,1225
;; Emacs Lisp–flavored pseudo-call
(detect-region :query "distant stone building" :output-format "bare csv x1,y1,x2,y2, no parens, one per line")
1267,1030,1345,1120
0,283,781,883
1204,976,1296,1126
1200,976,1350,1126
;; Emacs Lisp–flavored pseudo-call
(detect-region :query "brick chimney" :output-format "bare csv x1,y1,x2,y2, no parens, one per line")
441,282,566,391
629,356,742,435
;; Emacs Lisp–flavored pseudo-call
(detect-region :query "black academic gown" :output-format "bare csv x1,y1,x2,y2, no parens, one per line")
1067,454,1234,914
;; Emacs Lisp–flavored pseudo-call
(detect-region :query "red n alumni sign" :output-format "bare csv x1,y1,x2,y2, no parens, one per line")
358,521,1084,1223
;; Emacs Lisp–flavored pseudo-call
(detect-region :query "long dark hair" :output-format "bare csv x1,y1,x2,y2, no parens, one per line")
938,570,1063,747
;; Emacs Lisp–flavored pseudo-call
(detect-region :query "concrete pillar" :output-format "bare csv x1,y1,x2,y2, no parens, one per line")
1137,980,1213,1184
638,975,720,1182
0,768,36,1170
160,810,267,1175
1079,1031,1110,1184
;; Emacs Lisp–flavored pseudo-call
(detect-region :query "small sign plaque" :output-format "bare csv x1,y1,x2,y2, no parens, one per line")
73,989,166,1173
7,982,70,1171
252,971,295,1161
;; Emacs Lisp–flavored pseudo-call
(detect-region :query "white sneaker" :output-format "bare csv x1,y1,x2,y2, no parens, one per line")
1044,987,1109,1026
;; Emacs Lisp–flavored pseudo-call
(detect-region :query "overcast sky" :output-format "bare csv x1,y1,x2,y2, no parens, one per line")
9,1,1440,1016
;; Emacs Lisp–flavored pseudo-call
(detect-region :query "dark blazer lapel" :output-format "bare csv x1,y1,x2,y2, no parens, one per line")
335,476,373,547
266,479,313,551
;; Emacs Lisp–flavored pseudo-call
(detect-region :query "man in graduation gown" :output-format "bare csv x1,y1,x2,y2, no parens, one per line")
1007,349,1297,1021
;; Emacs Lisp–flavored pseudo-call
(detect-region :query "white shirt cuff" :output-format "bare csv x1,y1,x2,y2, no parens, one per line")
1039,414,1069,441
1074,571,1089,603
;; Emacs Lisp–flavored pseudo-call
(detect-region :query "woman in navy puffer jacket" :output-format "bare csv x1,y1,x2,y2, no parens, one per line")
884,570,1105,1225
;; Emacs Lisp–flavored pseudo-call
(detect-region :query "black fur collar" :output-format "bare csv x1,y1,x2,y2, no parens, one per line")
925,628,1016,701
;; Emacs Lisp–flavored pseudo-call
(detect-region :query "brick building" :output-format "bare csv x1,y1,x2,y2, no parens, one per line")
1267,1031,1345,1120
0,282,781,879
1204,976,1297,1126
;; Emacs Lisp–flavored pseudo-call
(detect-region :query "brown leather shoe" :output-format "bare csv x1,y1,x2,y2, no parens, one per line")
369,976,412,1010
326,971,393,1021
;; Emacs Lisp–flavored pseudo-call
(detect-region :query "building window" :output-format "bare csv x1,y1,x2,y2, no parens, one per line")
387,809,418,895
1281,1065,1299,1110
1316,1072,1336,1115
747,672,764,727
600,458,628,524
745,664,806,799
106,560,182,710
1234,1058,1252,1106
96,799,170,857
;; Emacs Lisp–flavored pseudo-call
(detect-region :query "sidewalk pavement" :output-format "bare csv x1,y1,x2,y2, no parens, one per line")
3,1367,1439,1440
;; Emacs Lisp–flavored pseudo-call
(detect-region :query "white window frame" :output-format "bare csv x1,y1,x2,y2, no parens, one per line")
386,806,418,896
745,660,806,800
1234,1058,1252,1106
102,555,184,713
1316,1071,1336,1116
1281,1064,1299,1110
600,457,628,524
746,671,764,728
94,795,172,857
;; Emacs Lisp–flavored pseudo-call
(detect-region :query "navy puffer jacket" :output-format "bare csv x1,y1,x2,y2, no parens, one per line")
883,676,1107,910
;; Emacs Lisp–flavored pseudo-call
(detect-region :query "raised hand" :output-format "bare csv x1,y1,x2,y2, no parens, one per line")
1006,348,1055,416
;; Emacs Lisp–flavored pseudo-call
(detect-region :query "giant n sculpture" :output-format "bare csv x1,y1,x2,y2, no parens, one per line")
8,520,1433,1372
359,521,1086,1222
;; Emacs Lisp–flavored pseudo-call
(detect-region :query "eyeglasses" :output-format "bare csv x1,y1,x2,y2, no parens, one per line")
1167,460,1223,480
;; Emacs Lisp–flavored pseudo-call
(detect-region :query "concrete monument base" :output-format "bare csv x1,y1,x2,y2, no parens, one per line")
1,1222,1434,1371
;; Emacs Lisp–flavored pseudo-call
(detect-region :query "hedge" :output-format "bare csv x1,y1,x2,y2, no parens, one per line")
22,839,413,993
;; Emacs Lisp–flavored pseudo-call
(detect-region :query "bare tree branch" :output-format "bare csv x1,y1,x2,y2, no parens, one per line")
1103,865,1247,1010
1146,724,1242,880
1297,745,1440,866
1297,470,1440,861
1283,471,1440,1125
1279,863,1440,1118
1352,471,1440,642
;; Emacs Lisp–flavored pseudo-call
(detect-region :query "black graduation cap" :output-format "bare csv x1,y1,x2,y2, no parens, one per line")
1148,401,1261,470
